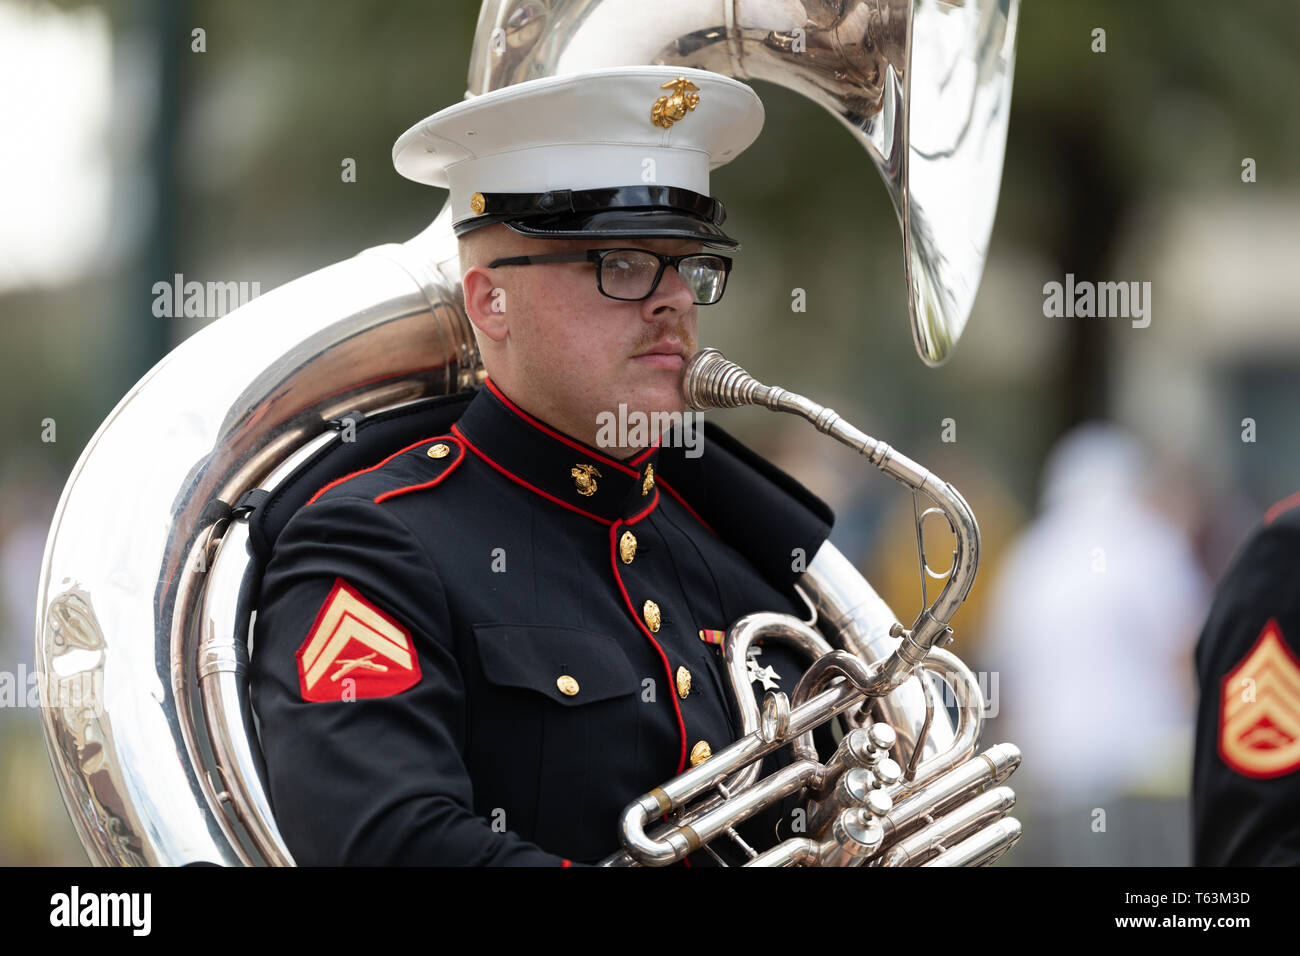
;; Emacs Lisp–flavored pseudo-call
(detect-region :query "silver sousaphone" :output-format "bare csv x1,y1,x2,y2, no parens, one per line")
35,0,1020,866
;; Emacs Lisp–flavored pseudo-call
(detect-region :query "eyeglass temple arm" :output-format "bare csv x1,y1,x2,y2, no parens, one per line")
486,252,599,267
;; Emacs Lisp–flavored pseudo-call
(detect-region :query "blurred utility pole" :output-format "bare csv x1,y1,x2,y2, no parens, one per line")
1055,110,1132,432
106,0,191,412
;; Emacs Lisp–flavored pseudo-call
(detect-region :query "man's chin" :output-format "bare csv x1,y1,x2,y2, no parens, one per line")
631,379,691,413
599,387,686,421
622,360,685,400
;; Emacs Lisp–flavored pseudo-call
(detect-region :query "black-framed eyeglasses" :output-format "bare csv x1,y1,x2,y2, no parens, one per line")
487,248,732,305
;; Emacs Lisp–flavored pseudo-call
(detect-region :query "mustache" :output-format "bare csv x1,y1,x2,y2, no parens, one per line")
634,326,696,355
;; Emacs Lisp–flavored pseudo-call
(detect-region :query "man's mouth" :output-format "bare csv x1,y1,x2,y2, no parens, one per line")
632,344,687,370
634,339,689,358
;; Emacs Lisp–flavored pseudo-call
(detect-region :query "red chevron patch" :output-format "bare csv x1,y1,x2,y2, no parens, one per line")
296,578,421,702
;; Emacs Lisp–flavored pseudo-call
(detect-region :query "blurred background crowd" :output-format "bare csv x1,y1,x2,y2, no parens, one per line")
1,0,1297,864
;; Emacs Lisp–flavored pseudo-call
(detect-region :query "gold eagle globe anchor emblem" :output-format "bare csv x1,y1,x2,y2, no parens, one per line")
650,77,700,129
571,463,602,496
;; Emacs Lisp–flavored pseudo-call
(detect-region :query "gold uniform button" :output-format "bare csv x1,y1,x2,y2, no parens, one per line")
470,191,486,214
642,599,661,632
556,675,579,696
676,666,692,699
427,442,450,459
619,530,637,564
690,740,712,767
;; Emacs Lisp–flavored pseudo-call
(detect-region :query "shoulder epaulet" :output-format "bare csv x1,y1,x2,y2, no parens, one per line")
307,434,467,506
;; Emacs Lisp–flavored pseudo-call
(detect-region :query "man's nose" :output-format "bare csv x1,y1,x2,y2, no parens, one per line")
643,261,695,317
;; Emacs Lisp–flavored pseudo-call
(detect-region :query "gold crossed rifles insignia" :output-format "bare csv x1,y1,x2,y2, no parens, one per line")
329,652,389,681
296,579,420,701
1219,618,1300,778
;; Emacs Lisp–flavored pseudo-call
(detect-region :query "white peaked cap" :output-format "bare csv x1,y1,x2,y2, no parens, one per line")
392,65,765,249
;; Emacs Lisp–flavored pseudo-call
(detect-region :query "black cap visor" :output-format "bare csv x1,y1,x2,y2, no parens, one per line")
503,208,738,249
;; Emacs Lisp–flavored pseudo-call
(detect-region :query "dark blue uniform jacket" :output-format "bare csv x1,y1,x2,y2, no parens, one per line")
249,377,834,865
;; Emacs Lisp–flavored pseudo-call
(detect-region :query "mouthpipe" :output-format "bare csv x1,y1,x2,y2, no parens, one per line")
682,347,980,676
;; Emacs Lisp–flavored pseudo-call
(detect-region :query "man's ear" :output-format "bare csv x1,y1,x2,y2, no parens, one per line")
463,266,509,342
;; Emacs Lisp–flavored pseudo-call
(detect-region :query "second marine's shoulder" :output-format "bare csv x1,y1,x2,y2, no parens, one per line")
308,433,469,508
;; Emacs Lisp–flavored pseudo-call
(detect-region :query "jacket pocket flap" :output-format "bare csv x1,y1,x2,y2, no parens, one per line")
472,623,639,705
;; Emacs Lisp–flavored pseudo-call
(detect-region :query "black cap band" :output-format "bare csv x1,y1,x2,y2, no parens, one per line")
453,185,727,235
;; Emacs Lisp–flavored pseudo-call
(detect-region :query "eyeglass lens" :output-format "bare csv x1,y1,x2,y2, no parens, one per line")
600,251,727,303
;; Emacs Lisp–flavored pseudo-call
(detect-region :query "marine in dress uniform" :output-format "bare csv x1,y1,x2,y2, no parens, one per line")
249,66,838,865
1193,491,1300,865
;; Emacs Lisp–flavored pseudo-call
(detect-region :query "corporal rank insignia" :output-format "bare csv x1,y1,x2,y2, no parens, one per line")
296,578,421,702
1219,618,1300,778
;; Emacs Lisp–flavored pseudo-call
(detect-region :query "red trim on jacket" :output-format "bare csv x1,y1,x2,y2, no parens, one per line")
626,489,660,525
452,424,613,526
628,443,658,467
373,436,466,504
1265,490,1300,526
608,519,688,774
484,376,660,475
308,435,461,505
